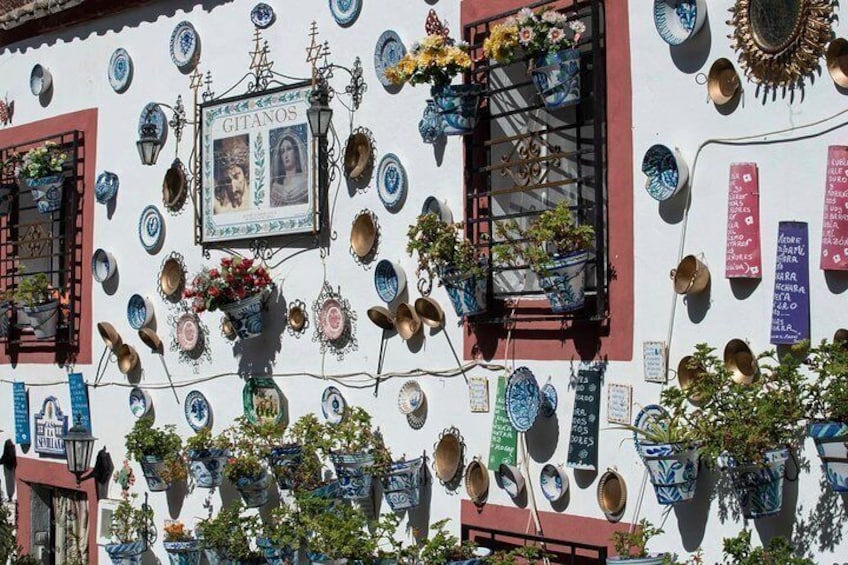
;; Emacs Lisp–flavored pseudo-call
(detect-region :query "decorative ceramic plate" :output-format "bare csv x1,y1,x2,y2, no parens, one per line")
129,387,151,418
329,0,362,27
374,30,406,88
243,377,287,425
398,380,424,415
505,366,541,432
170,21,200,70
633,404,669,449
176,313,200,352
250,2,275,28
138,102,168,144
319,298,346,341
421,196,453,223
376,153,407,211
95,171,119,204
184,390,211,431
138,205,165,252
127,294,150,330
321,386,347,425
540,382,558,418
653,0,705,46
108,48,133,93
407,408,426,430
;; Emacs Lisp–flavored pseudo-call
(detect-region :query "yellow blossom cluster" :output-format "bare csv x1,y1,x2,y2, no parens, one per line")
483,24,519,65
386,34,472,87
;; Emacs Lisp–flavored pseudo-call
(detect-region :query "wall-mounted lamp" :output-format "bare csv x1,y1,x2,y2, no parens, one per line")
137,96,190,166
136,123,163,166
307,86,333,139
62,415,96,485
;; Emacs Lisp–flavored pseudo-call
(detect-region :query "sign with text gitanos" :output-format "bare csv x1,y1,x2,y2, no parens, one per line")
34,396,69,457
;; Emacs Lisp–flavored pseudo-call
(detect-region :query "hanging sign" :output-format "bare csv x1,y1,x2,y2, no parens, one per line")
34,396,68,457
770,221,810,345
13,382,30,446
468,377,490,413
488,375,517,469
567,365,603,471
607,383,632,425
726,163,762,278
642,341,667,383
67,373,91,431
821,146,848,270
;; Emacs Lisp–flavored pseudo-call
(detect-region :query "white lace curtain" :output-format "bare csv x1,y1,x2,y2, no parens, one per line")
53,490,88,564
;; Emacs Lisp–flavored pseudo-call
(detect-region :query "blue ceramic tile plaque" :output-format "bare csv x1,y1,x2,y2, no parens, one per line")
68,373,91,431
13,382,30,446
770,221,810,345
34,396,68,457
567,365,603,471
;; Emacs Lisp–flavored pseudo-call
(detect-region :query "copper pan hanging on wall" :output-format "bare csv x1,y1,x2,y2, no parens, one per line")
707,58,740,105
724,338,759,385
826,38,848,89
670,254,710,295
344,130,373,181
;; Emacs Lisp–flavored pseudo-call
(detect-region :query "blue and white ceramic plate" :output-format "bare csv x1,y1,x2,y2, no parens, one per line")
374,259,406,303
108,48,133,93
127,294,151,330
642,144,685,201
129,387,151,418
138,205,164,252
95,171,119,204
374,30,406,88
505,367,541,432
184,390,212,431
138,102,168,145
321,386,347,425
633,404,669,449
376,153,407,211
251,3,275,28
653,0,706,46
329,0,362,27
170,21,200,70
540,382,558,418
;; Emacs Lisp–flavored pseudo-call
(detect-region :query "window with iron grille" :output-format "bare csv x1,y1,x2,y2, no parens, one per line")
0,130,83,363
464,0,607,324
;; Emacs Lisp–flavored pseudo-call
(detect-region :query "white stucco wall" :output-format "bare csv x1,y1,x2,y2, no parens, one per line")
0,0,846,563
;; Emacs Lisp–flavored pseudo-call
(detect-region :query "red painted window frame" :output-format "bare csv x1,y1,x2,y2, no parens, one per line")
460,0,633,362
0,109,96,365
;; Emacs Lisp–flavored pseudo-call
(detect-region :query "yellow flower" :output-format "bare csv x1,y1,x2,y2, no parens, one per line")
421,34,445,51
400,55,418,75
418,51,436,67
483,24,519,64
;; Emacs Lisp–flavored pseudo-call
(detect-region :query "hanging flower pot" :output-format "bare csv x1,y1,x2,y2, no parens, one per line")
21,299,59,340
431,84,482,135
105,540,146,565
536,250,589,313
726,448,790,519
808,422,848,492
256,538,295,565
234,469,271,508
23,174,64,214
140,455,172,492
419,99,445,144
530,48,581,111
164,540,202,565
381,456,425,511
266,443,303,490
219,293,264,340
635,442,700,505
187,448,229,489
330,451,375,499
440,269,487,318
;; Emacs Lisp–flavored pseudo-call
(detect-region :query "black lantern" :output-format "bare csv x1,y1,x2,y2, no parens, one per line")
63,415,96,485
307,88,333,139
137,122,163,166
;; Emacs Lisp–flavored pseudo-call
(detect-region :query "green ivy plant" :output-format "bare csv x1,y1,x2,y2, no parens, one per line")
280,413,330,491
406,213,486,285
9,272,56,307
196,501,262,561
486,546,548,565
417,519,477,564
721,530,813,565
184,427,231,456
303,497,376,561
262,492,316,553
805,338,848,423
323,406,392,475
109,493,154,545
124,418,186,483
611,519,665,560
492,201,595,276
222,417,269,482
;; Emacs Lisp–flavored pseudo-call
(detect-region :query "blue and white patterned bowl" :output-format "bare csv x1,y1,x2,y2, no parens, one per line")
398,380,424,415
129,387,151,418
374,30,406,88
108,48,133,93
184,390,211,431
642,144,688,201
421,196,453,223
540,382,558,418
138,205,165,252
95,171,119,204
250,2,275,28
30,64,52,96
329,0,362,27
376,153,407,211
505,366,541,432
127,294,154,330
497,463,525,497
653,0,707,46
374,259,406,303
91,248,117,283
540,463,569,502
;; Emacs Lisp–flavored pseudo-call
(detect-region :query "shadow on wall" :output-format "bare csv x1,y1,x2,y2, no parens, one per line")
791,466,848,556
234,288,285,376
668,9,711,75
674,463,717,552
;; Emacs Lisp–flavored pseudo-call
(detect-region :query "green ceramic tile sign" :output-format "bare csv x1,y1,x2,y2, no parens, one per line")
488,374,517,469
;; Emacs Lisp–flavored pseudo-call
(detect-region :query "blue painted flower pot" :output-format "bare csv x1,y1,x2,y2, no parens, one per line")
267,443,303,490
726,448,789,519
809,422,848,492
431,84,482,135
418,99,445,144
188,448,230,489
235,470,271,508
531,48,581,111
220,293,264,339
537,251,589,313
440,270,487,318
24,174,64,214
330,451,374,499
636,442,700,505
256,538,295,565
381,457,425,511
164,540,201,565
105,540,145,565
310,481,340,499
140,455,171,492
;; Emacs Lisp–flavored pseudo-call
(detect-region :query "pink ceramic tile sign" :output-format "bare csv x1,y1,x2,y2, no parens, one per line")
821,146,848,271
725,163,762,278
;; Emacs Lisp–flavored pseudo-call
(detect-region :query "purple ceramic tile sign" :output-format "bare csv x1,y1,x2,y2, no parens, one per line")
770,221,810,345
820,146,848,270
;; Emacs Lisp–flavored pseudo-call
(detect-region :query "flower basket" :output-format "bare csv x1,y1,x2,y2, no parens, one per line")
220,293,265,340
105,540,146,565
440,269,487,318
234,470,271,508
21,299,59,340
381,456,425,511
266,443,303,491
164,540,202,565
635,441,699,505
431,84,482,136
808,422,848,492
330,451,375,499
188,448,229,489
24,174,64,214
726,448,790,519
256,537,295,565
537,250,589,313
140,455,172,492
530,48,581,110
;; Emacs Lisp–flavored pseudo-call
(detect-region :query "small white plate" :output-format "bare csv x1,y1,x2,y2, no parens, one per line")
184,390,211,431
321,386,346,425
170,21,200,70
376,153,407,211
138,205,165,253
108,48,133,93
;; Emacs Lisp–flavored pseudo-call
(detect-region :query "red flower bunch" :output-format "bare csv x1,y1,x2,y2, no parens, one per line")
184,256,274,313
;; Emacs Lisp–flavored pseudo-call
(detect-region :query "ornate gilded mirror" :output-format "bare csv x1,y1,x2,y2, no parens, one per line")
729,0,833,86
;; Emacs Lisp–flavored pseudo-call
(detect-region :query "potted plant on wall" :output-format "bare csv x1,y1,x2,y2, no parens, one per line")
385,22,478,138
805,337,848,491
607,519,667,564
416,519,481,565
162,520,201,565
124,418,186,492
184,256,274,340
7,271,61,340
223,417,273,508
257,492,314,565
197,501,263,565
720,529,813,565
15,141,68,213
184,428,232,489
685,343,808,518
104,492,154,565
270,414,328,493
303,496,376,565
407,213,488,318
492,201,595,313
483,6,587,111
324,406,392,500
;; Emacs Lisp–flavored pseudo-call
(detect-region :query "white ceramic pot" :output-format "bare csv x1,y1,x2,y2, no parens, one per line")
497,463,525,498
92,248,117,282
30,64,53,95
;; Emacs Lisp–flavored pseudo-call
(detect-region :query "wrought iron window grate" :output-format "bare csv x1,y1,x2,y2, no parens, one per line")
0,130,83,356
463,0,608,324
